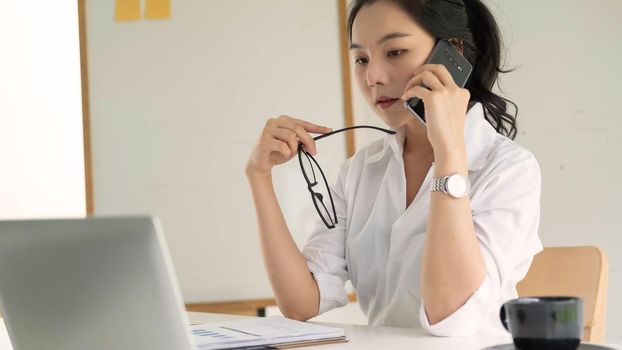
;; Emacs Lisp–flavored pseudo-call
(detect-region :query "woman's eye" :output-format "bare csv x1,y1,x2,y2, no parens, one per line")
354,57,368,65
387,49,406,57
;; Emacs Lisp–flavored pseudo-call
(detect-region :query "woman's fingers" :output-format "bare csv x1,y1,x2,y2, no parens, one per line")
249,116,330,175
251,115,331,175
402,85,431,102
302,120,333,134
403,70,443,96
269,138,292,159
402,64,460,100
271,127,300,156
274,115,329,155
275,115,331,134
424,64,456,87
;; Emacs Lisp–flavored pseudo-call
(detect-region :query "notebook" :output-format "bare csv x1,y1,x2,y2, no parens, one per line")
192,316,347,350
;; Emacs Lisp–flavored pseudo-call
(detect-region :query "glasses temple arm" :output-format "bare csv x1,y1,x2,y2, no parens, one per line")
312,125,396,141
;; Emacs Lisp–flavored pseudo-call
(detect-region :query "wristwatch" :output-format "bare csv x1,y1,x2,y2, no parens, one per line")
431,173,470,199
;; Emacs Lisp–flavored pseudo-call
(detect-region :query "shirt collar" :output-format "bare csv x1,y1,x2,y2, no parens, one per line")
365,102,498,171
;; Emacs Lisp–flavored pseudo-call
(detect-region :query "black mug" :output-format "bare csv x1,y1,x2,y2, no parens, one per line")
500,296,583,350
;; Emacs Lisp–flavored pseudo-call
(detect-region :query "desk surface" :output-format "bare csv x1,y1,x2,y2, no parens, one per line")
1,313,619,350
187,312,513,350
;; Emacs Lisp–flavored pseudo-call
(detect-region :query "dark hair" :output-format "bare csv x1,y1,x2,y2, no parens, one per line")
347,0,518,140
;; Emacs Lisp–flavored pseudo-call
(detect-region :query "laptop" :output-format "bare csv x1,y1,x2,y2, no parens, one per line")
0,216,196,350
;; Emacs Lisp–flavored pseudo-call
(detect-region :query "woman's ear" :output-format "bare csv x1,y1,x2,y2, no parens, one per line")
448,38,464,55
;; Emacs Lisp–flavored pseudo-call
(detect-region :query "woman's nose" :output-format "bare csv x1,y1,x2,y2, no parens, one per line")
366,59,389,87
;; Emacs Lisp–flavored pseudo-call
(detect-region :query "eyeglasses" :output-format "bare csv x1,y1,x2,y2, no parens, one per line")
298,125,396,229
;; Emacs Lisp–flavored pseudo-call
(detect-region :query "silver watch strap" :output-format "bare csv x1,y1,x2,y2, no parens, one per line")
431,176,447,193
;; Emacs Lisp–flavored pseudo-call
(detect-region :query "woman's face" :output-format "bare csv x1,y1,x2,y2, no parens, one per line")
350,1,436,129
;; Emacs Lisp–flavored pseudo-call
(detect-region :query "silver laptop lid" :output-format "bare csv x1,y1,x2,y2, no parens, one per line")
0,216,195,350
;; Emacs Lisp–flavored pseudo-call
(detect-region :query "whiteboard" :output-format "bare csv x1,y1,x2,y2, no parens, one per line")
86,0,347,302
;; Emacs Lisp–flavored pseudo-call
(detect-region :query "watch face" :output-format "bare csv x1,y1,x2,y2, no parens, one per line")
446,174,470,198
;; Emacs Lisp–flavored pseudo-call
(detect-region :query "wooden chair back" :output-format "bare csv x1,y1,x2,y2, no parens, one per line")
517,246,608,342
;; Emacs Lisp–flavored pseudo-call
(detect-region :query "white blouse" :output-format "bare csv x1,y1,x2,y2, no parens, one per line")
301,102,543,336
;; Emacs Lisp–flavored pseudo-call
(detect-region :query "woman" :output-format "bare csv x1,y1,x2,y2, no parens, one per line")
245,0,542,336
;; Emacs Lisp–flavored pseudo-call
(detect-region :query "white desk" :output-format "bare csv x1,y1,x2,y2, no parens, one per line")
2,313,620,350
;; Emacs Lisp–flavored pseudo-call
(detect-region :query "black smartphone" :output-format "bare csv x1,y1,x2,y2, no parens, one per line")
404,38,473,125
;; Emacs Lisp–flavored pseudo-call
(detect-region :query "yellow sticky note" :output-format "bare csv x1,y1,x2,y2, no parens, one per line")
115,0,140,21
145,0,171,20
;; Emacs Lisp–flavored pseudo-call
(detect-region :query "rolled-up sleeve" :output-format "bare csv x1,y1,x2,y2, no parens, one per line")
420,152,543,336
301,161,350,315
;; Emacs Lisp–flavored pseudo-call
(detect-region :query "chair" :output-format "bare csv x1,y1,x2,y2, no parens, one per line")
517,246,608,342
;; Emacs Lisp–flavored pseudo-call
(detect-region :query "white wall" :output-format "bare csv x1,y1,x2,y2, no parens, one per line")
0,1,86,219
490,1,622,343
86,0,346,302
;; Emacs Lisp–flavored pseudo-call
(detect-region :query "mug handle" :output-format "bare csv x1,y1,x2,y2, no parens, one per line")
499,304,510,331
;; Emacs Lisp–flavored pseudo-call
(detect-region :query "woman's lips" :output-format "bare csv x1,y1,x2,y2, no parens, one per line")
376,98,398,110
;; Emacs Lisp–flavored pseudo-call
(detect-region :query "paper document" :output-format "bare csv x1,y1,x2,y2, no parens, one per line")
192,316,346,350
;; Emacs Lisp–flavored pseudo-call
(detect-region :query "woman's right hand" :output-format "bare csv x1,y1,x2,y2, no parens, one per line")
246,115,332,178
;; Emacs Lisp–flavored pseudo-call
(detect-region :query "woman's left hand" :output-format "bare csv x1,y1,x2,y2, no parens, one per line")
401,64,470,156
